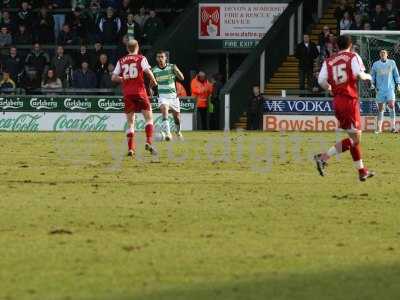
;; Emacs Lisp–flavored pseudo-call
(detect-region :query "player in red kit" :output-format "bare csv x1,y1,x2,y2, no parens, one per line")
314,35,375,181
112,39,158,157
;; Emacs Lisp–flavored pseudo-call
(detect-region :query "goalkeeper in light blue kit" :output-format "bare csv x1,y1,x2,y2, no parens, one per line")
371,49,400,133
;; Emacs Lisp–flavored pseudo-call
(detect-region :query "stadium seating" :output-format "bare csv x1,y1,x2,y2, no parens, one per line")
0,0,187,93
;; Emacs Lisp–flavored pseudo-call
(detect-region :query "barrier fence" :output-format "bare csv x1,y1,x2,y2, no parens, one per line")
262,97,396,132
0,95,197,132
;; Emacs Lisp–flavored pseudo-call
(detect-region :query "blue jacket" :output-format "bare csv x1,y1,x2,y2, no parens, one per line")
72,69,97,89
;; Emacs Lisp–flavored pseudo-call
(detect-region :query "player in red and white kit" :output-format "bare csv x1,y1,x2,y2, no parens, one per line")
112,39,158,157
314,35,375,181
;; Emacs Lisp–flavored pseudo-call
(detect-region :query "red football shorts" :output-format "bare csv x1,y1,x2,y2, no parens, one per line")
333,96,361,132
124,95,151,113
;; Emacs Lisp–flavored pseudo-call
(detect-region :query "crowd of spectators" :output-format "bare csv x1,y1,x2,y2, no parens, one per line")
294,0,400,93
0,0,187,92
335,0,400,31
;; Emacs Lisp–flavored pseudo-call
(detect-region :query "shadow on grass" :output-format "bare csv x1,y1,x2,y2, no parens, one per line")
128,264,400,300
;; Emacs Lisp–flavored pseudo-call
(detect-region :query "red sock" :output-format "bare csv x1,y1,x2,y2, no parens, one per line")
145,123,153,144
126,132,135,151
350,144,362,162
336,138,353,153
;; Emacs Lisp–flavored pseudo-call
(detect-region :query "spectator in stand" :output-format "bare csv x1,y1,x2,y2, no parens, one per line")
13,24,32,46
34,6,55,44
0,11,16,34
50,0,68,40
312,69,322,93
340,11,353,30
0,71,16,93
100,0,119,9
1,0,15,9
21,68,41,94
0,27,12,47
350,13,364,30
119,0,135,21
95,53,108,87
354,0,369,16
126,0,143,11
134,7,149,31
295,34,319,91
210,73,224,129
143,9,164,45
247,85,263,130
74,44,93,69
72,0,90,10
191,71,213,130
323,34,338,58
17,1,33,27
364,22,371,30
92,41,106,66
57,23,76,45
123,13,141,41
66,7,86,43
370,3,387,30
72,61,97,88
318,26,332,52
2,46,23,82
99,62,118,89
385,1,398,30
335,0,353,29
86,1,101,43
51,45,73,86
115,35,129,62
25,43,50,80
98,7,122,44
42,68,62,89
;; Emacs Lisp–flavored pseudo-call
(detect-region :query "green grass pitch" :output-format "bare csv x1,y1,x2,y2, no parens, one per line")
1,131,400,300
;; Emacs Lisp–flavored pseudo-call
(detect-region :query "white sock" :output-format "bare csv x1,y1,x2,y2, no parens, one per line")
326,146,338,157
390,108,396,130
377,111,384,131
163,119,170,134
354,159,364,170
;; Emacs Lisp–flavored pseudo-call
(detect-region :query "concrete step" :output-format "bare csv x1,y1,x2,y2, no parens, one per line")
319,18,337,25
277,67,299,73
313,23,337,29
266,83,299,88
270,77,299,83
274,72,300,78
265,90,285,95
311,28,337,35
323,13,335,19
286,56,297,61
281,62,299,67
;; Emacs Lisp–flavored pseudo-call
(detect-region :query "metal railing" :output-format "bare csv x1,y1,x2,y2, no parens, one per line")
220,0,305,130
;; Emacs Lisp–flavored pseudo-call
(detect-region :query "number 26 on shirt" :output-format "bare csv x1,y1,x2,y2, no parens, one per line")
122,63,138,79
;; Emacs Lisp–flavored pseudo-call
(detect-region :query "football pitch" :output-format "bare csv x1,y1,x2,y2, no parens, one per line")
1,131,400,300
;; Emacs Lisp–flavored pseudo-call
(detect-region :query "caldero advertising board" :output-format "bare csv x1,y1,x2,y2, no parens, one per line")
262,97,400,131
198,3,287,40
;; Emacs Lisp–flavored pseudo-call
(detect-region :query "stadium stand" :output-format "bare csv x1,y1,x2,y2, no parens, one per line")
0,0,187,93
232,0,400,129
1,0,399,129
264,0,400,97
